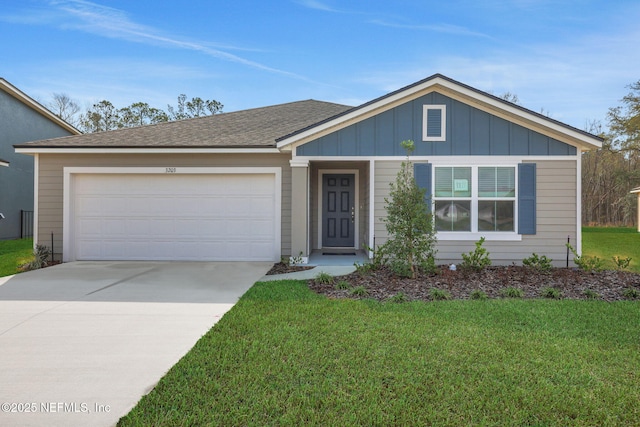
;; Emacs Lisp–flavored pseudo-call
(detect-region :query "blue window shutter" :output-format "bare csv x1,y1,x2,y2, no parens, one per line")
518,163,536,234
426,109,442,137
414,163,432,208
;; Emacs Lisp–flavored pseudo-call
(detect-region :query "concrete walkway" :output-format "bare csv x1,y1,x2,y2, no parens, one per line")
259,265,357,281
0,261,271,427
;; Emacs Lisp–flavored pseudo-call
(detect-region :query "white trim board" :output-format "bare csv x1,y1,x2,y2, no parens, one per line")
62,166,282,262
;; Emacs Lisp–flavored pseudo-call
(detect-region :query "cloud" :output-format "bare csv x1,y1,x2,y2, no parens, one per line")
293,0,342,13
369,20,493,39
13,0,311,81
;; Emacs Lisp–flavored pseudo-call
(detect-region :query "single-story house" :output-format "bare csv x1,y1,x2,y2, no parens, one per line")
630,187,640,232
15,74,603,265
1,78,80,239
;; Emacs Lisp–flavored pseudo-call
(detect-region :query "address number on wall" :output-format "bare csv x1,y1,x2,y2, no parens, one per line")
165,167,177,173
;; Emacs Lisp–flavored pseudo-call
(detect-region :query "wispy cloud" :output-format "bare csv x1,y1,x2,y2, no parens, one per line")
9,0,311,81
370,19,493,39
293,0,343,13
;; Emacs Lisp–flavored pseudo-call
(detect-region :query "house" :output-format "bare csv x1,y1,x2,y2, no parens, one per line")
14,74,602,266
1,78,80,239
631,187,640,232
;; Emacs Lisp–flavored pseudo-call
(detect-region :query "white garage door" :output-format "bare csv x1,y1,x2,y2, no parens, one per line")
71,173,279,261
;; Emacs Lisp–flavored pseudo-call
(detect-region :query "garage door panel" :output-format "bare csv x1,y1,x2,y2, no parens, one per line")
72,173,278,261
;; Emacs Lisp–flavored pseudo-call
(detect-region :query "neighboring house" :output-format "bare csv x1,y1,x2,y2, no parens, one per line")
631,187,640,232
0,78,80,240
14,74,602,265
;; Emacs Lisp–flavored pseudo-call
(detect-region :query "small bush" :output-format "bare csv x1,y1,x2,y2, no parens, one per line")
335,280,351,290
522,253,553,272
387,292,407,303
354,262,374,276
583,289,601,300
350,286,368,297
622,287,639,300
19,244,51,272
566,243,605,272
469,289,488,300
501,287,524,298
460,237,491,271
315,272,334,285
429,288,451,301
612,256,632,271
541,287,562,299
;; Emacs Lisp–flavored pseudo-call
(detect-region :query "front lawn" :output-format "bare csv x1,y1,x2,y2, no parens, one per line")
582,226,640,272
119,280,640,426
0,238,33,277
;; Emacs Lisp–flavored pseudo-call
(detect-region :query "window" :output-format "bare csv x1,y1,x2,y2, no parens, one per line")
422,105,446,141
433,166,516,233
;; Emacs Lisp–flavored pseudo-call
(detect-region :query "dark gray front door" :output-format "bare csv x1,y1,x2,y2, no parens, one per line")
322,174,355,247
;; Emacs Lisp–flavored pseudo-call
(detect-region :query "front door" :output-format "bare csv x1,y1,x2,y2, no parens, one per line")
322,174,355,247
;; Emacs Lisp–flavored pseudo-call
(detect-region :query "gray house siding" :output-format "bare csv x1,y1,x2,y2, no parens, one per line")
373,159,577,267
36,153,292,261
296,92,576,157
0,90,73,239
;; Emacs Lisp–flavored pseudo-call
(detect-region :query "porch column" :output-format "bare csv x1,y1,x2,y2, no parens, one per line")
290,160,309,263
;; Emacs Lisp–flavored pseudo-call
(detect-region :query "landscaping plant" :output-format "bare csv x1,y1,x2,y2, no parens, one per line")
460,237,491,271
379,140,437,278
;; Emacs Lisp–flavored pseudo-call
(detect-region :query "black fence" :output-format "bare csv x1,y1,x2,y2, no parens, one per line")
21,210,33,239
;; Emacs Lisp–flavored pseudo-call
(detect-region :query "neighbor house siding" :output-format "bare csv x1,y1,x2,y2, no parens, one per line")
373,159,577,267
36,153,292,260
296,92,577,157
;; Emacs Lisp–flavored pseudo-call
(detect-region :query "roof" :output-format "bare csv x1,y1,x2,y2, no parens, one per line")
0,78,81,136
14,100,352,149
277,73,604,152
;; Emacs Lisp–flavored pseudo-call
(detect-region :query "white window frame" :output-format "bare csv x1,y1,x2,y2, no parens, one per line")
432,163,521,241
422,105,446,141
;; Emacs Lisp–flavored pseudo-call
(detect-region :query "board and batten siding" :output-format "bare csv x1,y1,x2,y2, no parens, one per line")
36,153,292,260
373,159,577,266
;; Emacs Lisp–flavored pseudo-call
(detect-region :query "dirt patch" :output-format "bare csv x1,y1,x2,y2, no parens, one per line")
308,265,640,302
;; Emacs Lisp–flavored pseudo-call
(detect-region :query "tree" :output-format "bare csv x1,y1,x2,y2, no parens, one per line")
47,93,80,126
167,94,223,120
79,100,121,133
119,102,168,128
379,140,437,278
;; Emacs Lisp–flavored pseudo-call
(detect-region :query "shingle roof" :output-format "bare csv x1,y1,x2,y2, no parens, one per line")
14,100,352,148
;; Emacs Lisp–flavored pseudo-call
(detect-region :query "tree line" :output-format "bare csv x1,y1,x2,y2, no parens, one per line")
46,93,223,133
582,80,640,226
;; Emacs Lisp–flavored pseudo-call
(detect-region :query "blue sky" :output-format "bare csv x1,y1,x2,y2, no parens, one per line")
2,0,639,130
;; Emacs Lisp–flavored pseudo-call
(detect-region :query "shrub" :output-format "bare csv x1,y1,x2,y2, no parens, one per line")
429,288,451,301
501,287,524,298
315,272,334,285
335,280,351,290
541,287,562,299
469,289,488,300
612,256,632,271
353,262,374,276
379,140,437,278
566,243,605,272
622,288,639,300
19,244,51,272
387,292,407,303
460,237,491,271
583,289,601,300
522,253,553,272
350,286,368,297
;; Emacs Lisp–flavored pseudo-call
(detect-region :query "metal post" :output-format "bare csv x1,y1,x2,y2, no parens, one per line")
566,235,570,268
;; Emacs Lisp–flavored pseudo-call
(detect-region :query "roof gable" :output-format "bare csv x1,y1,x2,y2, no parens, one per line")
0,78,80,136
279,74,603,152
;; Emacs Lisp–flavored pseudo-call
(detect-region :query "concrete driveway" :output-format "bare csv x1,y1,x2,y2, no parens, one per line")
0,261,271,427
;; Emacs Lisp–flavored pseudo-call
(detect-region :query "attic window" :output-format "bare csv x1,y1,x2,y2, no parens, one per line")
422,105,446,141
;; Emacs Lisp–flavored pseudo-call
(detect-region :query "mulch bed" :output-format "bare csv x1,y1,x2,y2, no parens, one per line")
266,262,315,275
307,265,640,302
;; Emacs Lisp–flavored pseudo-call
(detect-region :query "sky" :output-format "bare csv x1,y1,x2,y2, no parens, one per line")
2,0,640,131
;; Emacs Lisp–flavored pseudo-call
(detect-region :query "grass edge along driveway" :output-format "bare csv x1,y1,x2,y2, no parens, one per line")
119,280,640,426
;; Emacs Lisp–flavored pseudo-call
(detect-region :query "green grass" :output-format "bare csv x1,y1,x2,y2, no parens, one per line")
0,238,33,277
582,226,640,272
119,280,640,426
